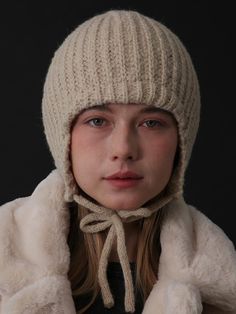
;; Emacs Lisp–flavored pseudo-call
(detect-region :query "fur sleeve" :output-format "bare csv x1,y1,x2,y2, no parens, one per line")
0,170,76,314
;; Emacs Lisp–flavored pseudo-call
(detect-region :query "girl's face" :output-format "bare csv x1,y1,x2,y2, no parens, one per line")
70,103,178,211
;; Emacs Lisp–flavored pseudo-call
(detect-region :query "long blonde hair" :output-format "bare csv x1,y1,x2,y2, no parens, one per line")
67,202,165,313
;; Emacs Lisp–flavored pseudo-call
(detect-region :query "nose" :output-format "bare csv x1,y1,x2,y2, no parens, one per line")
108,124,139,162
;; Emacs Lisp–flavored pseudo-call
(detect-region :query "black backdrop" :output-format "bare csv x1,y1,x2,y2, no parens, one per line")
1,1,235,245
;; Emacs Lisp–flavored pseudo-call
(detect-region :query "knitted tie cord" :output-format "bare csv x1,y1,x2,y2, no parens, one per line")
73,194,166,313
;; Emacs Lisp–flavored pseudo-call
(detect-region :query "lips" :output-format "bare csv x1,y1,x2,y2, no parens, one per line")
104,171,143,180
104,171,143,188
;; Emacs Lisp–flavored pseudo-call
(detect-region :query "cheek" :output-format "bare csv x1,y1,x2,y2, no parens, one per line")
71,130,93,159
70,130,105,178
164,139,178,163
147,133,178,180
165,130,178,158
151,134,178,161
70,130,88,176
70,139,91,188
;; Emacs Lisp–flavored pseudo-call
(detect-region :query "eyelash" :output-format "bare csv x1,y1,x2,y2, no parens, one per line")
85,118,165,128
143,120,164,128
87,118,106,127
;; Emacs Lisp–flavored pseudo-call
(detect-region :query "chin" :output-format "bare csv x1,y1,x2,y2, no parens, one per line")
112,207,139,211
103,200,145,211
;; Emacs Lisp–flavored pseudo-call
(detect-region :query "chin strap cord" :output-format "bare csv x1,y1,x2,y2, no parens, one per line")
73,194,154,313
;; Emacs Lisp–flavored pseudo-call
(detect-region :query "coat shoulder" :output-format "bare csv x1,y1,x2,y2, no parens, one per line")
0,170,75,314
158,197,236,313
187,203,236,252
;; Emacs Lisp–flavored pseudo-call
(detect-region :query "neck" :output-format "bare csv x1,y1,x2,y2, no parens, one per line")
108,219,142,263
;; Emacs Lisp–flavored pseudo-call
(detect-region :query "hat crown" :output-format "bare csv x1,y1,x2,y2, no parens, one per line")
42,10,200,201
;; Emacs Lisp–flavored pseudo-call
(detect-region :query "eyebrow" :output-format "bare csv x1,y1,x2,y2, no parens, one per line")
78,105,111,115
139,106,169,114
79,104,169,115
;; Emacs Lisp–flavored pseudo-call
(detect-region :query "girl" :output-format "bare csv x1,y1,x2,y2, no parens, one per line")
0,9,236,314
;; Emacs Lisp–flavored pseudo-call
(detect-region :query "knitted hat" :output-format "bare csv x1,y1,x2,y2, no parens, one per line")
42,9,200,313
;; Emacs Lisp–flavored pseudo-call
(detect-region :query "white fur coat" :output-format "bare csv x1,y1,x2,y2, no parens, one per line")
0,170,236,314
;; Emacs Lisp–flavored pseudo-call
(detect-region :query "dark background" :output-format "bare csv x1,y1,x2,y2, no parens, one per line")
1,1,235,245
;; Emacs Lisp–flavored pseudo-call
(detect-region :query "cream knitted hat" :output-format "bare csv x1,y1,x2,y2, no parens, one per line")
42,9,201,312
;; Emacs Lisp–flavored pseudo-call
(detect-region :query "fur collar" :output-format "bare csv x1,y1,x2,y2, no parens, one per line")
0,170,236,313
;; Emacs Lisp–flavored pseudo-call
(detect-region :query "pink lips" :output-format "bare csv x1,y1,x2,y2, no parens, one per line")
104,171,143,188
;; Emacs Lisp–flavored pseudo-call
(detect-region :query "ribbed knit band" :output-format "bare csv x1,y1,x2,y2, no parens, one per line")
42,10,201,202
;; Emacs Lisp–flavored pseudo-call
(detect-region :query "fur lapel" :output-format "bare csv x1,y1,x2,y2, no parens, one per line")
0,170,236,314
143,197,236,314
0,170,76,314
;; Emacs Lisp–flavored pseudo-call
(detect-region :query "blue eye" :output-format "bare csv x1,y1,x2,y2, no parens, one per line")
88,118,105,127
143,120,162,128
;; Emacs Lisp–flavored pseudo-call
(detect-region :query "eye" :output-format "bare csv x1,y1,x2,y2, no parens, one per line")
87,118,106,127
142,119,163,128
